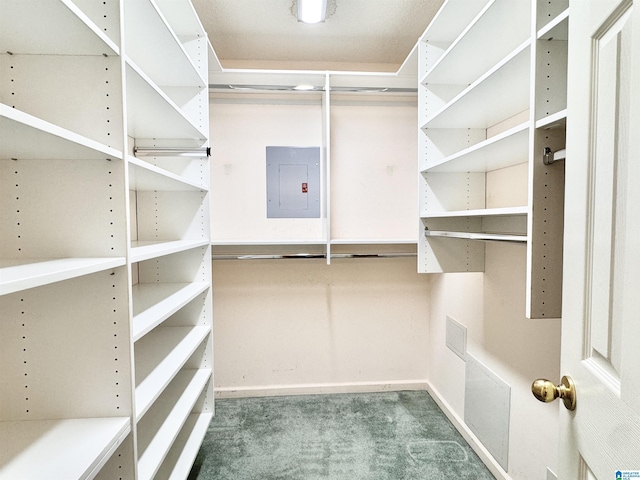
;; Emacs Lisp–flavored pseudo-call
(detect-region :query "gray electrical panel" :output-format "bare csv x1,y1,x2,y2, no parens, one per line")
266,146,320,218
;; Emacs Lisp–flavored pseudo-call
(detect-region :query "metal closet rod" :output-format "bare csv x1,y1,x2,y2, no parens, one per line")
212,253,416,261
133,146,211,157
211,84,417,93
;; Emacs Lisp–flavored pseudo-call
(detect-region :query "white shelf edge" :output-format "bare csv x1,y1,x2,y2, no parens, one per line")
125,58,208,141
155,0,208,39
1,104,123,160
60,0,120,55
420,0,496,84
137,369,211,480
0,257,126,296
424,230,528,243
422,39,531,129
211,239,327,246
0,417,130,480
128,0,206,86
132,282,210,341
135,326,211,421
157,412,213,480
536,109,568,129
422,206,529,219
2,0,119,56
128,155,207,192
329,239,417,245
537,8,570,40
130,240,209,263
422,121,529,173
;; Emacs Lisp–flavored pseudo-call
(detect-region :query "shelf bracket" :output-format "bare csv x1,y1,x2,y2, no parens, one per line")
543,147,566,165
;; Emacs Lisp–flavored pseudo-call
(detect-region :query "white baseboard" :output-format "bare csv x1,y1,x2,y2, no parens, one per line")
424,380,512,480
215,379,429,398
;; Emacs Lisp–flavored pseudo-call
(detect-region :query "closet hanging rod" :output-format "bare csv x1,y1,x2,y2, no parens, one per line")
212,253,416,261
425,230,527,243
133,146,211,157
543,147,566,165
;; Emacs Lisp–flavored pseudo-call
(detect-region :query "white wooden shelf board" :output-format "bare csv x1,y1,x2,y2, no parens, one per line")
420,0,488,45
125,60,207,142
424,230,527,243
155,412,213,480
155,0,207,39
130,240,209,263
330,239,416,245
423,122,529,173
538,8,569,40
536,109,567,129
135,326,211,421
132,282,210,341
211,239,327,246
422,206,528,219
137,369,211,480
423,0,530,86
0,105,122,161
423,41,531,129
0,257,126,296
124,0,204,88
0,417,130,480
0,0,119,56
128,156,206,192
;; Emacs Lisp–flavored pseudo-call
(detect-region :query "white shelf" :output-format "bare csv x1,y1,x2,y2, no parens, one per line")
135,326,210,421
132,282,210,341
422,206,528,219
155,412,213,480
537,8,569,40
0,0,119,56
1,0,212,477
330,239,416,245
155,0,207,39
128,156,207,192
0,417,130,480
0,257,126,296
0,105,122,161
125,59,207,142
131,240,209,263
423,122,529,173
211,239,327,247
423,40,531,129
418,0,568,316
536,109,567,129
422,0,531,85
137,369,211,480
424,230,528,243
124,0,205,88
420,0,488,45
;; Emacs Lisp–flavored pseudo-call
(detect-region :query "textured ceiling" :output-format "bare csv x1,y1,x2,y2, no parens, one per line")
192,0,445,72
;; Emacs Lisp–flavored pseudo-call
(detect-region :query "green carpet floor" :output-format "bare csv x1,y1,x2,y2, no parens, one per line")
188,390,495,480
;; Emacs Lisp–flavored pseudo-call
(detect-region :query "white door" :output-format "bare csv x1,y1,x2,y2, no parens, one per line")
560,0,640,477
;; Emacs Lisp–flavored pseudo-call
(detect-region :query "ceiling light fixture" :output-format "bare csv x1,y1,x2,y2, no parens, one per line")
293,84,316,91
297,0,327,24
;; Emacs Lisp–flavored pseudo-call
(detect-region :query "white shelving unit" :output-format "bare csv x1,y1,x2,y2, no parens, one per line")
0,0,213,478
418,0,568,318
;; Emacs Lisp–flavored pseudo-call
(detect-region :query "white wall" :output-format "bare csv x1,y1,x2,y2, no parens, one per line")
212,256,430,396
210,93,428,397
209,93,325,242
330,96,417,241
428,242,561,480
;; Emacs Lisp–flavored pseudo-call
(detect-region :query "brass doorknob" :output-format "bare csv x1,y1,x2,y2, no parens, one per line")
531,375,576,411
